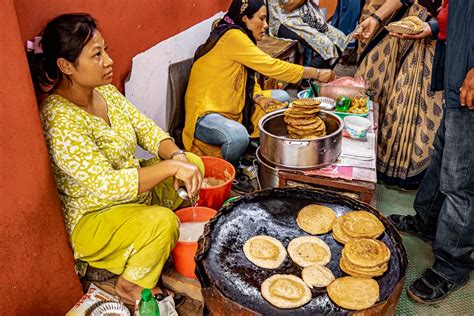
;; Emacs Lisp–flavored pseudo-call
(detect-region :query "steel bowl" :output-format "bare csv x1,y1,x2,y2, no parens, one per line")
258,109,343,169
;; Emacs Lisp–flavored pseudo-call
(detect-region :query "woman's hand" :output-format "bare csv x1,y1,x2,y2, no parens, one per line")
318,69,336,83
389,22,432,40
256,97,277,111
172,160,203,199
354,16,379,41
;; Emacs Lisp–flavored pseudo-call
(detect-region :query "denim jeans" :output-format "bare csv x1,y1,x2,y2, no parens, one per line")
413,106,474,283
195,90,290,168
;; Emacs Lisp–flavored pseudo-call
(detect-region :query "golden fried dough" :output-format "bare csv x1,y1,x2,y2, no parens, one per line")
343,238,390,268
292,98,321,107
261,274,312,309
301,264,335,288
332,216,352,244
341,211,385,239
287,236,331,267
243,235,287,269
297,204,337,235
327,276,379,310
339,257,388,278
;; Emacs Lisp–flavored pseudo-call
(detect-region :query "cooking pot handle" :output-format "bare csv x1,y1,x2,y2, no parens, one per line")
253,159,262,190
284,140,310,147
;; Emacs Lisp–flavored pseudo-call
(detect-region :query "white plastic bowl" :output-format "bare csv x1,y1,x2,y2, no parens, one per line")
344,116,371,140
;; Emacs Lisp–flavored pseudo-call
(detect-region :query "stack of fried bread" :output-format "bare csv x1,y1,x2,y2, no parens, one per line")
386,15,424,34
332,211,385,244
284,98,326,139
339,238,390,277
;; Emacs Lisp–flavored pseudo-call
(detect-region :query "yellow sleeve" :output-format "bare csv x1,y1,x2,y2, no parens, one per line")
222,29,304,84
109,85,172,155
41,105,139,202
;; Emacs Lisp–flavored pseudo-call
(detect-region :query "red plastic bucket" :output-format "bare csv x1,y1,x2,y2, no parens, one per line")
172,206,217,278
198,156,235,210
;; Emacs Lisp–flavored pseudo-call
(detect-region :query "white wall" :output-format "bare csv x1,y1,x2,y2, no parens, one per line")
124,12,224,132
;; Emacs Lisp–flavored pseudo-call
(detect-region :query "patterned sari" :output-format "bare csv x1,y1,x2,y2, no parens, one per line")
356,2,444,189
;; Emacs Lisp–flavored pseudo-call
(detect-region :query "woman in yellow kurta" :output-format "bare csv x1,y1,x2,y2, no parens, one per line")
184,0,335,192
28,13,203,304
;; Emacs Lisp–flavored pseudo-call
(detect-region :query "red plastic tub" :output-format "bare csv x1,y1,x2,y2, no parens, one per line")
198,156,235,210
172,206,217,278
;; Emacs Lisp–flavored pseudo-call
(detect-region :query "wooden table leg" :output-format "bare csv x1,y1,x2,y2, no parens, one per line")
363,191,374,204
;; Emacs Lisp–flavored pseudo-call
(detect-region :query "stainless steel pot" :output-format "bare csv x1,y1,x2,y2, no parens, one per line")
258,109,343,169
255,147,280,189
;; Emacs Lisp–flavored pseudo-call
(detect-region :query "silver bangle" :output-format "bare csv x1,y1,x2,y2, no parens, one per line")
169,149,186,159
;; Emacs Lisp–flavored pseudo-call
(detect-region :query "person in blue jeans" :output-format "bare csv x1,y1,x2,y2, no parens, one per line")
384,0,474,304
195,89,290,170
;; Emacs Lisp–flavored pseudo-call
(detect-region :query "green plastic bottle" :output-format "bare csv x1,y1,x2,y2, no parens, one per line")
139,288,160,316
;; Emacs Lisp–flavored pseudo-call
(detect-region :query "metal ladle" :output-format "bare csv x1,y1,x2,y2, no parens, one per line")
177,187,191,200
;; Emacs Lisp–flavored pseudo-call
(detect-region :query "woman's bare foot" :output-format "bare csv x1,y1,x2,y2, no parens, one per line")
115,276,142,303
115,276,168,303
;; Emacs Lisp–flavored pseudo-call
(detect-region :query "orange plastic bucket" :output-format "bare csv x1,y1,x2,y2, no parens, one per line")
198,156,236,210
172,206,217,278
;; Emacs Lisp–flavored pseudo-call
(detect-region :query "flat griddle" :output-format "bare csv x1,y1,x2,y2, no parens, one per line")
196,188,408,315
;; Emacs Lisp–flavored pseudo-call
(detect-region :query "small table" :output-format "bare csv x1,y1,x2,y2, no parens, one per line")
277,170,376,204
272,103,379,205
256,35,301,90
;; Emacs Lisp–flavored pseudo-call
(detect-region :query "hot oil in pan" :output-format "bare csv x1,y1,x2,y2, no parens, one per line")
202,190,402,315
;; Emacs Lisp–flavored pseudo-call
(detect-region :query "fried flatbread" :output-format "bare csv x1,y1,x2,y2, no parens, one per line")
343,238,390,268
284,115,321,126
287,126,325,135
289,132,327,139
286,107,321,115
327,276,379,310
302,264,335,288
261,274,312,309
292,98,321,107
340,211,385,239
243,235,287,269
297,204,337,235
332,216,352,244
339,257,388,278
287,236,331,267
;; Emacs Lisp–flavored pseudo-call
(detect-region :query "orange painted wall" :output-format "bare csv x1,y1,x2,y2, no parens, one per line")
15,0,230,92
0,0,228,313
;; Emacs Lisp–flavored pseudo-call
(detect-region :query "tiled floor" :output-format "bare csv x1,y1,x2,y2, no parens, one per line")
374,184,474,316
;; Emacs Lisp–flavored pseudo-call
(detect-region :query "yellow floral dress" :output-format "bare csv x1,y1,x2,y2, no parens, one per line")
40,84,203,288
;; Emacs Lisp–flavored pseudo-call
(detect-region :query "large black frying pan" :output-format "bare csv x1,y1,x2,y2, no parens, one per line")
195,188,408,315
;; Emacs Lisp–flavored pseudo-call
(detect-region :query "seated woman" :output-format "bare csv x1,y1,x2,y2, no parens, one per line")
28,13,203,304
267,0,348,68
184,0,335,193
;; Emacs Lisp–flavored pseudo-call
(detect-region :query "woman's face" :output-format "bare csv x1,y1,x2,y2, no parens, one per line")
63,30,114,88
243,6,268,41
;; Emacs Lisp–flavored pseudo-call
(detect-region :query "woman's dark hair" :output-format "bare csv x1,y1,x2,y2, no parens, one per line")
28,13,97,93
221,0,266,43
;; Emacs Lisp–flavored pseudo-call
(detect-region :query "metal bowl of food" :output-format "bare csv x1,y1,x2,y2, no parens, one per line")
258,109,343,169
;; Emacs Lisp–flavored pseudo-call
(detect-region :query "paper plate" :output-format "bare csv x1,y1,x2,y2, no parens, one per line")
314,97,336,111
89,301,130,316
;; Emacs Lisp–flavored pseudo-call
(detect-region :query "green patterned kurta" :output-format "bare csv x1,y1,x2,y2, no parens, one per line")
40,84,203,288
268,0,348,63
